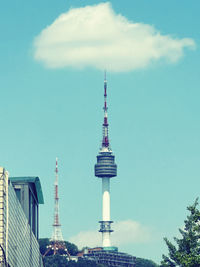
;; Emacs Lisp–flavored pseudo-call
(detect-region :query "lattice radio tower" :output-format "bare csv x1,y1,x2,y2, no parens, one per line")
44,158,70,257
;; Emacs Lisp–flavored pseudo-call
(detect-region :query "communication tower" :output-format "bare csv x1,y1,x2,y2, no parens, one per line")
94,73,117,249
44,159,70,257
51,158,64,243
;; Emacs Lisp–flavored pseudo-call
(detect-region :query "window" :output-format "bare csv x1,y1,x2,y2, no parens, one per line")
29,188,38,239
15,188,21,202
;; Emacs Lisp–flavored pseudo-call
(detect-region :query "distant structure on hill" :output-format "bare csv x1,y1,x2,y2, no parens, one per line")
43,159,70,258
0,167,44,266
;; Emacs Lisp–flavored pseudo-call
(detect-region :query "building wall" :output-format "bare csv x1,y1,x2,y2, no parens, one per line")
11,181,39,239
0,168,43,267
0,168,7,265
7,183,43,267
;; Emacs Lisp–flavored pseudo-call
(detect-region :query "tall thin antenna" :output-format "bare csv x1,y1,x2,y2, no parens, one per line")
44,159,70,258
52,158,63,242
101,70,110,151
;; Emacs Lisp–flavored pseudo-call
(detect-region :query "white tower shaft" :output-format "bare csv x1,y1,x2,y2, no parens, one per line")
102,178,110,221
102,177,111,247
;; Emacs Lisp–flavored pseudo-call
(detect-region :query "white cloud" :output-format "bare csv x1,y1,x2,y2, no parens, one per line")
69,229,101,249
112,220,151,245
34,2,195,72
69,220,151,249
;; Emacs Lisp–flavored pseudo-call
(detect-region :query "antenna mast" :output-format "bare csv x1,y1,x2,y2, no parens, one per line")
44,159,70,258
102,71,110,150
52,158,64,242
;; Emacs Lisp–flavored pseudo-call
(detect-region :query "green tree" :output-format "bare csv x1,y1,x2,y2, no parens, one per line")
39,238,51,255
72,258,105,267
161,199,200,267
43,254,68,267
64,241,78,256
135,257,158,267
43,255,105,267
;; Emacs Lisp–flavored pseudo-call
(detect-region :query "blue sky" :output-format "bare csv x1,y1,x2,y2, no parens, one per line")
1,0,200,263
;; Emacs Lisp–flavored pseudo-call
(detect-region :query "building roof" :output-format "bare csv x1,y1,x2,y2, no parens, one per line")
9,176,44,204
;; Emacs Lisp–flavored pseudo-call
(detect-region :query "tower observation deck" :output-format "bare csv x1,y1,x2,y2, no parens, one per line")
94,73,117,249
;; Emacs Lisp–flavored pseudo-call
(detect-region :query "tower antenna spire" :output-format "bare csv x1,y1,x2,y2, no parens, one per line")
95,73,117,249
102,70,110,151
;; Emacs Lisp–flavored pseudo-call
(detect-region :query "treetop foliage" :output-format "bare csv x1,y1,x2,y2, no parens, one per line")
135,257,159,267
161,198,200,267
43,256,105,267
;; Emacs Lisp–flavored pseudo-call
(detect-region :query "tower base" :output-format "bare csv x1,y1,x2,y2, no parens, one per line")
83,247,136,267
43,240,70,259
